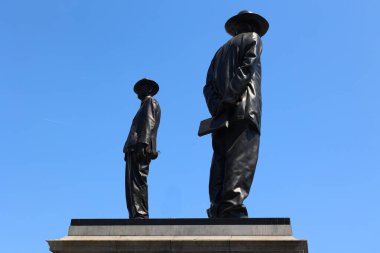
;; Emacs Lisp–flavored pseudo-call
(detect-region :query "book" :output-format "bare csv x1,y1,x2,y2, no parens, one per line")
198,115,229,137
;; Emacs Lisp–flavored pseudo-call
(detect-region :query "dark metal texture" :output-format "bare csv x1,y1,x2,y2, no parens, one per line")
123,79,161,219
225,10,269,37
203,11,268,218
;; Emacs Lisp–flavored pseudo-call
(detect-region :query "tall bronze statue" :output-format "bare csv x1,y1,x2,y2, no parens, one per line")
202,11,269,218
123,78,161,219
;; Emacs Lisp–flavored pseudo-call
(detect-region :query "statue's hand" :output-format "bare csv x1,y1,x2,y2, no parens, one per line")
136,143,148,163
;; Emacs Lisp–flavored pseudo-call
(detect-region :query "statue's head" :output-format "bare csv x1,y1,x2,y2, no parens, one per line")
225,10,269,37
133,78,159,100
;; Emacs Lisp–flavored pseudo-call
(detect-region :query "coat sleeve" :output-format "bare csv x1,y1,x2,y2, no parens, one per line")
203,57,222,116
137,98,158,145
223,34,261,105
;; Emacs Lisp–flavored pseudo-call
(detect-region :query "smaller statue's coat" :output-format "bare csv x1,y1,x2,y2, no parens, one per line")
124,84,161,219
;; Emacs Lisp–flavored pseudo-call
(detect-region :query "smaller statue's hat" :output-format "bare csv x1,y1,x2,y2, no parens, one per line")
134,78,159,96
225,10,269,37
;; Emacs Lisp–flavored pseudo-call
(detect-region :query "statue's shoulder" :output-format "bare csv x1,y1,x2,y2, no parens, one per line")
241,32,261,42
240,33,262,51
226,33,260,48
150,96,159,103
143,96,157,103
149,97,160,109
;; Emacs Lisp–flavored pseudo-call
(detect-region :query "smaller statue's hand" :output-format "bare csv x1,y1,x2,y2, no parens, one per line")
136,143,148,163
136,149,145,162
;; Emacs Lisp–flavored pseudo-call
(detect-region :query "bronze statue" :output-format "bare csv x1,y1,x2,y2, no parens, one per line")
202,11,269,218
123,78,161,219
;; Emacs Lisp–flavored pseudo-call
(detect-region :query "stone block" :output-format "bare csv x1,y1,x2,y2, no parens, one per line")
47,218,308,253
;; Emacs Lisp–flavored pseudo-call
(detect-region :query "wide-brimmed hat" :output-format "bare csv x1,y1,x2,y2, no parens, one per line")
133,78,159,96
225,10,269,37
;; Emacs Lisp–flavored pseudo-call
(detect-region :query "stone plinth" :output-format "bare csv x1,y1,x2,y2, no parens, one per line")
47,218,308,253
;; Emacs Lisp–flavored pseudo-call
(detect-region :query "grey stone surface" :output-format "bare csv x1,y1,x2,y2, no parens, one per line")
68,224,293,236
48,220,308,253
48,236,308,253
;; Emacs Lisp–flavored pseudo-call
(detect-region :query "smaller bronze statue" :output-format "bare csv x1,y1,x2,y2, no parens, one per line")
123,78,161,219
201,11,269,218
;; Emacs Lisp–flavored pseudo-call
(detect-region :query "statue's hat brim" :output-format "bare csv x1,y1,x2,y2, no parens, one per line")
133,78,159,96
225,11,269,37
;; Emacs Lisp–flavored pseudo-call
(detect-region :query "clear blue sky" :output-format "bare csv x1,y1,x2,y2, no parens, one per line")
1,0,379,252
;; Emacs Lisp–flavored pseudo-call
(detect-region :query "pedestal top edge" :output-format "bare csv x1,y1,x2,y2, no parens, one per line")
71,218,291,226
49,235,300,242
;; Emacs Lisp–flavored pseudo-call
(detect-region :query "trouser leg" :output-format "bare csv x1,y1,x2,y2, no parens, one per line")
125,152,150,219
125,153,134,216
221,121,260,217
208,133,225,218
208,121,260,218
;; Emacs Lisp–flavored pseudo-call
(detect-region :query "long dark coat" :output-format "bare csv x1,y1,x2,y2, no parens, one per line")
123,96,161,158
203,32,263,132
123,96,161,218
